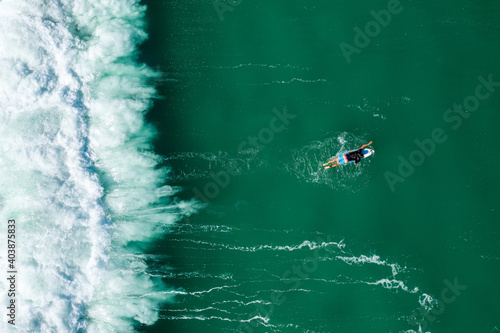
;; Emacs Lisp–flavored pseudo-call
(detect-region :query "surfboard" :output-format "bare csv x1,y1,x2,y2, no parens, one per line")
323,148,374,169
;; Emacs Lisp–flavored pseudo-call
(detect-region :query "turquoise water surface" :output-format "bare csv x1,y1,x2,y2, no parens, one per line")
140,0,500,332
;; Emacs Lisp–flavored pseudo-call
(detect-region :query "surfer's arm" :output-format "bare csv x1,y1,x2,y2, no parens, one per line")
359,141,373,150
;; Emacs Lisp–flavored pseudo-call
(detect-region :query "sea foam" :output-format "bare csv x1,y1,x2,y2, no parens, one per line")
0,0,195,331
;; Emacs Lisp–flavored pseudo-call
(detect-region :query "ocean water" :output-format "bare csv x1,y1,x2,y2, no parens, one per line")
1,0,500,332
140,0,500,332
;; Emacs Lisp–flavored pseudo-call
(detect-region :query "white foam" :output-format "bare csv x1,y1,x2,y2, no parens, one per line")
418,293,437,311
336,254,418,293
169,238,345,252
336,254,403,276
0,0,197,331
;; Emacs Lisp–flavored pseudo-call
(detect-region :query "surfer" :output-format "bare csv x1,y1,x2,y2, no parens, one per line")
323,141,373,169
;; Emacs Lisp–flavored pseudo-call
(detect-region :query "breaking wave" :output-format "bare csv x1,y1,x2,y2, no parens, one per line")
0,0,197,331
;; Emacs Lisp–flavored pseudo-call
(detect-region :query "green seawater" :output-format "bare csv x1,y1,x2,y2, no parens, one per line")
139,1,500,332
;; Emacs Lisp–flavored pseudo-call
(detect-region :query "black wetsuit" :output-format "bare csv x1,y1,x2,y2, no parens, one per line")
347,149,364,164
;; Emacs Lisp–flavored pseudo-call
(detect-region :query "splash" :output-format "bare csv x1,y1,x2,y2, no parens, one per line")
284,132,373,191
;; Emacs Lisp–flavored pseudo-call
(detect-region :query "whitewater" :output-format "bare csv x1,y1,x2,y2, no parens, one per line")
0,0,197,331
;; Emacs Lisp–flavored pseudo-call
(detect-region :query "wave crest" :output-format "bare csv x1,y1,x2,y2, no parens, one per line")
0,0,196,331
